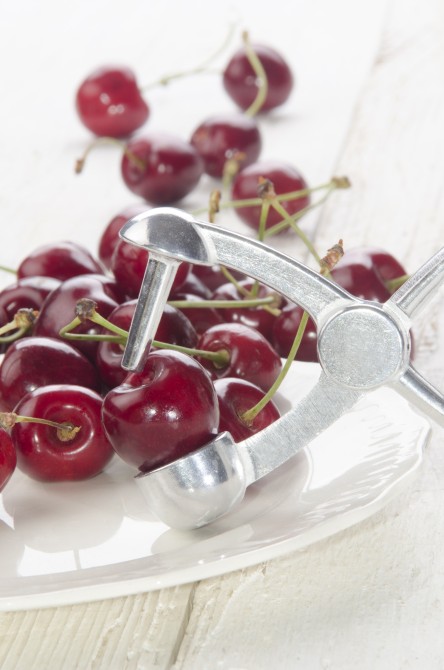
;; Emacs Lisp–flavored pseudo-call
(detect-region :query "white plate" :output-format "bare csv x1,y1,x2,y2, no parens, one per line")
0,362,430,611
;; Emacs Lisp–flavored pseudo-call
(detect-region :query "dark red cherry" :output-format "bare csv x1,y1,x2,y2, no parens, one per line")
211,279,282,341
272,304,318,361
11,385,114,482
75,66,149,137
190,114,261,178
231,161,309,230
192,265,246,292
102,350,219,472
197,322,282,391
336,247,407,289
96,301,197,388
17,241,104,282
0,428,16,492
170,293,224,334
33,274,125,360
98,204,148,269
0,276,60,321
223,43,294,112
121,133,204,204
110,239,190,298
214,377,280,442
0,336,101,411
169,269,212,299
331,258,391,302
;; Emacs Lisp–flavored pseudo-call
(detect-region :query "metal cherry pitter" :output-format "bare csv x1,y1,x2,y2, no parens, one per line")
118,207,444,531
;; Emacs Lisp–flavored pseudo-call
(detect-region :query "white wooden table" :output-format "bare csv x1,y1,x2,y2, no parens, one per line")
1,0,444,667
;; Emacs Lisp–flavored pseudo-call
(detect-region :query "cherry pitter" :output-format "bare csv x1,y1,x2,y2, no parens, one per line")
118,207,444,530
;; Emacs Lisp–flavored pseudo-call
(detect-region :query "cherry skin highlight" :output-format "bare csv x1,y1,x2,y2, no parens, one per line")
11,385,114,482
223,43,294,112
0,336,101,411
214,377,280,442
75,66,149,137
190,114,262,178
102,350,219,473
0,428,16,492
231,161,310,230
121,133,204,204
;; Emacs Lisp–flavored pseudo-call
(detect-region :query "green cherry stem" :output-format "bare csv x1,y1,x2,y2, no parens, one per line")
0,264,17,275
242,31,268,117
0,412,80,441
241,311,310,425
269,198,322,266
168,296,279,310
75,137,145,174
385,274,409,293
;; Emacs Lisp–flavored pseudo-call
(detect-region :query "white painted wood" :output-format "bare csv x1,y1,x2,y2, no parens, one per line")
2,0,444,668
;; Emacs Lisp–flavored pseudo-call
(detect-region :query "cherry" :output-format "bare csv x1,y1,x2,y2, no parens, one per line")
192,265,246,292
121,133,204,204
223,43,294,112
98,204,149,270
272,304,318,360
0,428,16,492
197,322,282,391
211,279,281,341
10,385,114,482
75,66,149,137
110,239,190,299
214,378,280,442
96,301,198,388
0,336,101,411
17,241,104,282
33,274,125,360
102,350,219,473
169,269,212,300
231,161,310,230
335,247,407,290
190,114,262,178
170,293,224,334
331,257,392,302
0,276,60,321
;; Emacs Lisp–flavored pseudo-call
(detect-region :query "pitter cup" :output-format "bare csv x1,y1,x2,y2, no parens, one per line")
117,207,444,530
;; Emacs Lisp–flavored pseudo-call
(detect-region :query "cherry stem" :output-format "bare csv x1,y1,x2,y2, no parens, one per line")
0,309,38,343
0,264,17,275
385,274,409,293
242,31,269,118
59,303,230,367
269,198,322,266
241,311,310,425
141,23,235,92
168,296,279,310
75,137,145,174
0,412,80,442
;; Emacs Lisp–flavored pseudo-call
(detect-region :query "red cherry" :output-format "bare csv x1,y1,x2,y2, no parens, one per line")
197,322,282,391
231,161,309,230
211,279,281,341
98,204,149,269
17,241,104,282
170,293,224,334
110,239,190,299
102,350,219,472
272,304,318,361
336,247,407,287
33,274,125,360
223,43,294,112
0,336,101,411
0,428,16,492
11,385,114,482
0,276,60,321
190,114,262,178
169,269,212,300
214,377,280,442
121,133,204,204
75,66,149,137
331,258,391,302
96,301,197,388
192,265,246,292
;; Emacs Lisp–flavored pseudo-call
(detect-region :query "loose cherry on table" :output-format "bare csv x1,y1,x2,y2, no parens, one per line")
196,322,282,392
231,161,310,231
17,241,105,282
190,114,262,179
96,301,198,388
0,428,16,492
75,66,149,138
0,336,101,411
102,349,219,473
214,377,280,442
9,385,115,482
121,132,204,204
223,43,294,112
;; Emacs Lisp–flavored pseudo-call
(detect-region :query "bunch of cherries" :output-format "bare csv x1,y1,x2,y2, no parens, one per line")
0,34,408,505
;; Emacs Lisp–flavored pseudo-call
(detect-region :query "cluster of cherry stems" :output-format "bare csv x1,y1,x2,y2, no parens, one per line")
0,32,408,500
